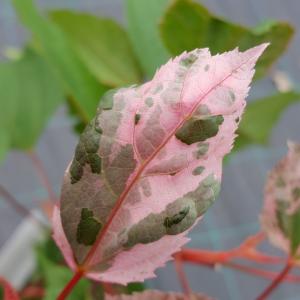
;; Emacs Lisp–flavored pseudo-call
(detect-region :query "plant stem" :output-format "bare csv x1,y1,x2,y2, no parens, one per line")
0,184,30,218
0,184,43,226
174,254,192,296
225,261,299,283
57,270,84,300
256,261,293,300
180,250,300,283
27,151,57,202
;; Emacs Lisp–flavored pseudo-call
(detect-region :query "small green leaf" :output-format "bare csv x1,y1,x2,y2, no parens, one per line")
12,0,107,123
160,0,294,80
126,0,170,78
235,91,300,151
175,115,224,145
36,250,91,300
276,200,300,256
0,48,64,160
50,10,142,87
126,282,146,294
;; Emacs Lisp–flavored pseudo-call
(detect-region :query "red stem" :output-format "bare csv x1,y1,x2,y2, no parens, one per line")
174,254,192,295
225,261,299,283
179,250,300,283
57,270,84,300
27,151,57,202
256,261,293,300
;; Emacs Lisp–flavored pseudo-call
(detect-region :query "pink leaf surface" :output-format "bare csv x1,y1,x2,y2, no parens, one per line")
53,44,267,284
0,277,20,300
106,290,213,300
261,142,300,256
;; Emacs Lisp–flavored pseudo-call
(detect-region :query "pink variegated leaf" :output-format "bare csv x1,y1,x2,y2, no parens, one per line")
0,277,20,300
106,290,213,300
53,44,267,284
261,142,300,256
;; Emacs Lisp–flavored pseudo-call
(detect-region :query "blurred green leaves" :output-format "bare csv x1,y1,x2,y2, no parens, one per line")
13,0,107,124
0,0,296,166
0,49,64,162
160,0,294,79
235,91,300,151
50,10,142,87
37,249,92,300
126,0,170,78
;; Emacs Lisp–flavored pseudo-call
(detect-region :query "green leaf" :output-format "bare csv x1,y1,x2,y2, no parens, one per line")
50,10,142,87
36,249,91,300
276,201,300,255
160,0,294,80
235,91,300,150
126,282,145,294
12,0,107,123
126,0,170,78
0,48,64,160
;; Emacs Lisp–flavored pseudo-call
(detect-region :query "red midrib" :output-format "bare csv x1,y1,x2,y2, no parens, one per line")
81,58,251,269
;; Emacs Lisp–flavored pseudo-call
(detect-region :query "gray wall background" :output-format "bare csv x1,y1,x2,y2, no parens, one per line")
0,0,300,299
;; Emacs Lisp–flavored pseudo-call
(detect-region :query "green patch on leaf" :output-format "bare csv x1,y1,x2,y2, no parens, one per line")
164,206,190,228
176,115,224,145
76,208,102,246
70,116,102,184
180,53,198,67
99,88,117,111
192,166,204,175
145,97,154,107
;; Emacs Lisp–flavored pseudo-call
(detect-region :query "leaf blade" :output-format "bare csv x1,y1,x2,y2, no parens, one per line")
235,91,300,151
12,0,107,122
126,0,170,78
54,44,267,284
160,0,294,80
50,10,142,87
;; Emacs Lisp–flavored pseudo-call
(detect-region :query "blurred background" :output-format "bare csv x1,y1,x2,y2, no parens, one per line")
0,0,300,299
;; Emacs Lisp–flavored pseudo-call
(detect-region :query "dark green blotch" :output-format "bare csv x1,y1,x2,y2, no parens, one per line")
134,113,141,125
70,160,84,184
87,154,102,173
175,115,224,145
76,208,102,246
70,117,102,184
180,53,197,67
192,166,204,176
164,207,190,228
